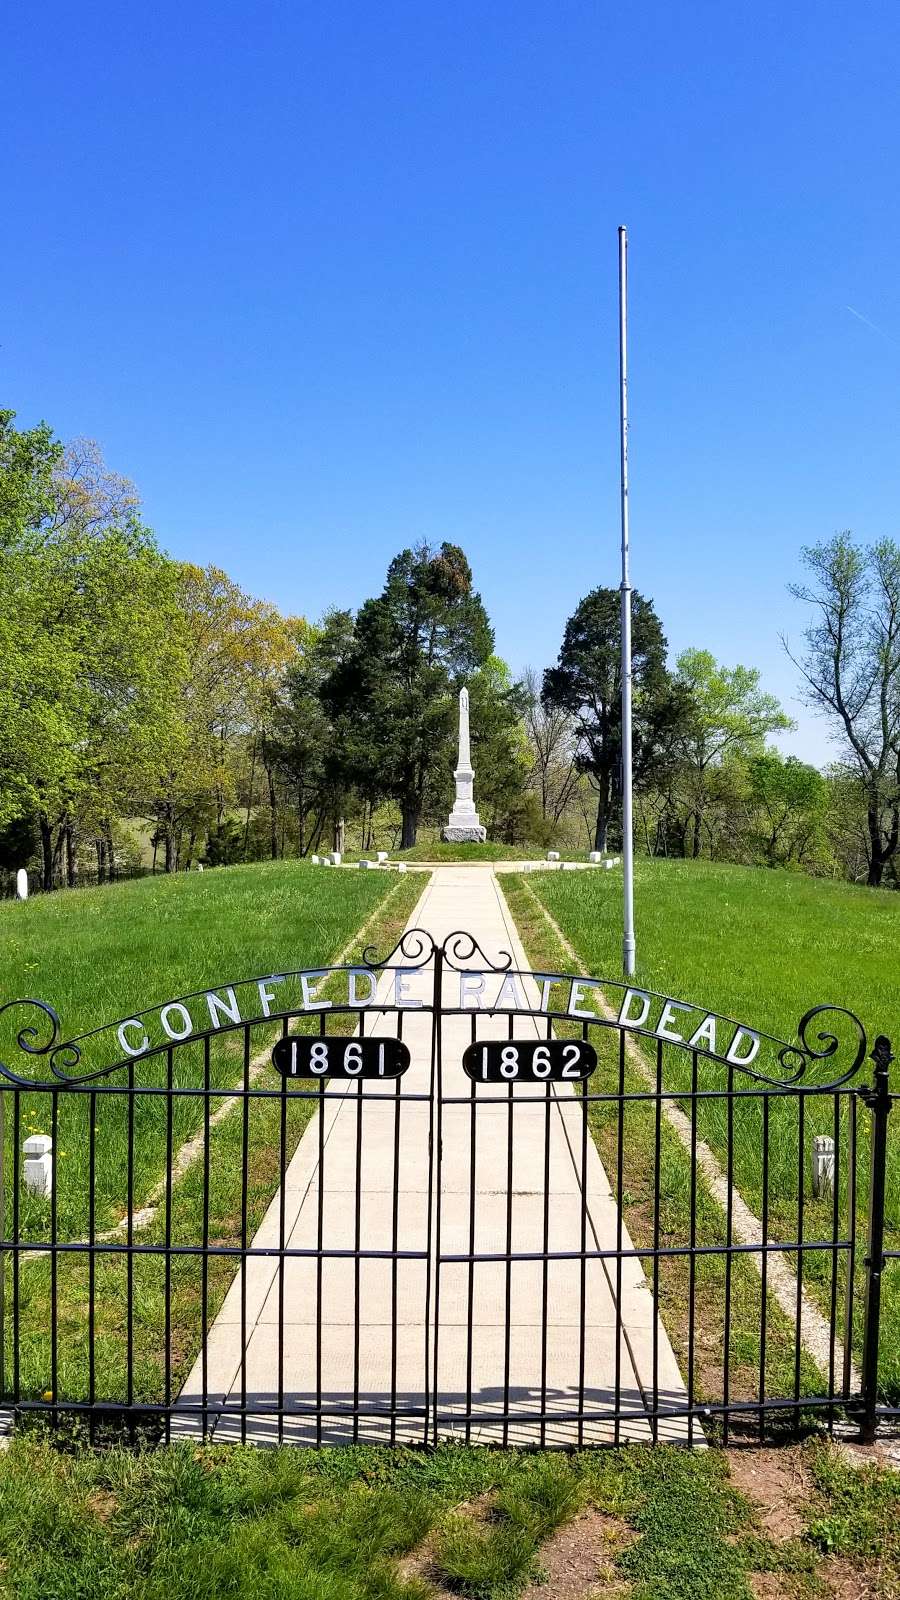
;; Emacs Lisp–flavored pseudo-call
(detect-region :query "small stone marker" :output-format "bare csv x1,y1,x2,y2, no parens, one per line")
330,851,342,866
396,862,408,873
547,851,560,862
311,854,320,865
23,1135,52,1196
376,851,389,863
604,857,620,870
589,851,602,863
812,1134,835,1198
320,857,332,867
359,859,376,869
15,868,28,900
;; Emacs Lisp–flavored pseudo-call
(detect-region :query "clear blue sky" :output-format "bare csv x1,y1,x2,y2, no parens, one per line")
5,2,899,763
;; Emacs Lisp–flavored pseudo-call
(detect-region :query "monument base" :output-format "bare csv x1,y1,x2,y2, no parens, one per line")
441,825,487,843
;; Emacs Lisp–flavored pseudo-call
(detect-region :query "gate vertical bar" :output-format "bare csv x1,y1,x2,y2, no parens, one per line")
428,939,443,1444
0,1090,4,1405
860,1035,893,1442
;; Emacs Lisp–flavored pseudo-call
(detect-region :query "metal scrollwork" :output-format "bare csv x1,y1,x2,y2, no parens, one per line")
728,1003,868,1090
0,997,62,1086
363,927,436,970
47,1040,88,1083
440,931,513,973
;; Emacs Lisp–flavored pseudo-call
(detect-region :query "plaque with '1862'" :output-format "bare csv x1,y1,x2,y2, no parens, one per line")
272,1035,410,1079
462,1038,597,1083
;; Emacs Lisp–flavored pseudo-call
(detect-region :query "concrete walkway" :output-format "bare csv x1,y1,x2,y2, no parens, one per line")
178,867,690,1445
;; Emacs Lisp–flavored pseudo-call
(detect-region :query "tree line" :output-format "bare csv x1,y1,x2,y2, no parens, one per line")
2,408,898,890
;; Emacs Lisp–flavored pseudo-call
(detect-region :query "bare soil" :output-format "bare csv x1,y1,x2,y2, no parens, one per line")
726,1444,811,1540
522,1509,632,1598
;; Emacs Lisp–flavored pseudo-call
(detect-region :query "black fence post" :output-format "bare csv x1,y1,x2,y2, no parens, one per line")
860,1035,893,1443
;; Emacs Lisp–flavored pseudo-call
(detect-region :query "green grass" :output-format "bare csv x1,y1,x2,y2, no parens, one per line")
510,856,900,1398
518,856,899,1046
1,1435,890,1599
1,862,404,1232
1,859,406,1045
1,864,426,1412
502,873,824,1436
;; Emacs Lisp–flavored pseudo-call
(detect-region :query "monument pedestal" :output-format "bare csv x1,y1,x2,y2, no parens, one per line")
442,823,487,843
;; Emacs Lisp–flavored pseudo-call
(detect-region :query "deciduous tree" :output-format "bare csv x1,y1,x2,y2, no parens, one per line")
786,534,900,886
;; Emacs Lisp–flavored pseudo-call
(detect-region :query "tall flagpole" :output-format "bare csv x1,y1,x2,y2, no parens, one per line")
618,225,636,977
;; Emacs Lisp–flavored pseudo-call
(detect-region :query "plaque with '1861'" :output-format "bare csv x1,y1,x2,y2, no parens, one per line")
462,1038,597,1083
272,1035,410,1079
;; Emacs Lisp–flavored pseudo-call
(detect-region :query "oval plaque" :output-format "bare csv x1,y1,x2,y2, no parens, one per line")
462,1038,597,1083
272,1035,410,1080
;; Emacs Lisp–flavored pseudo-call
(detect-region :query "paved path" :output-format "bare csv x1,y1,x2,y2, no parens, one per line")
179,866,689,1444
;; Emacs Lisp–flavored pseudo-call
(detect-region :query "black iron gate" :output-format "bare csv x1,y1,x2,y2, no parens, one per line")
0,929,893,1446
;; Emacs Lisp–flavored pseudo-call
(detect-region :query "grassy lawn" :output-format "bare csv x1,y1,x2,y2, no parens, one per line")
0,859,408,1046
1,864,426,1413
502,873,823,1439
0,1432,895,1599
505,857,900,1398
1,861,409,1230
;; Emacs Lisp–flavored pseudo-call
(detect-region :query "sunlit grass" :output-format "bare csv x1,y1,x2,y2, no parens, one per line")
508,857,900,1396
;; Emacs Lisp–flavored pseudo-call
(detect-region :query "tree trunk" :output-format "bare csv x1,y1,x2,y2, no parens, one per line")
865,801,899,886
65,823,76,888
164,822,175,873
593,774,610,853
51,823,66,886
401,804,419,850
244,739,257,859
692,809,703,859
105,824,115,879
267,765,278,859
40,815,54,891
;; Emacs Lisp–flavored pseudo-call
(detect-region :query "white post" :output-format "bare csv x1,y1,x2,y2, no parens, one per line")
23,1135,53,1197
812,1134,835,1199
15,868,28,901
619,225,636,977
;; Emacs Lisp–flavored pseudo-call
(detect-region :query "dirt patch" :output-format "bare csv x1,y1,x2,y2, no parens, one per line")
397,1496,492,1593
86,1488,118,1523
727,1445,811,1540
823,1555,896,1599
522,1509,632,1598
749,1577,790,1599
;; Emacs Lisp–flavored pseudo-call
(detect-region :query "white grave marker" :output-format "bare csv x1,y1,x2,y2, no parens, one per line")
23,1135,52,1196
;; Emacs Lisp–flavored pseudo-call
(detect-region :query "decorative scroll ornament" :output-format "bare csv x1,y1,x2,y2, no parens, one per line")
0,998,61,1084
362,928,436,970
440,931,513,973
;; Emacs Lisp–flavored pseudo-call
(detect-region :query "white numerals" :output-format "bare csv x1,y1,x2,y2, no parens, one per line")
562,1043,581,1078
309,1039,330,1075
532,1045,551,1078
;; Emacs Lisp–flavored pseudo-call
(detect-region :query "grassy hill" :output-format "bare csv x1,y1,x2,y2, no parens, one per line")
509,855,899,1044
0,860,406,1044
506,856,900,1395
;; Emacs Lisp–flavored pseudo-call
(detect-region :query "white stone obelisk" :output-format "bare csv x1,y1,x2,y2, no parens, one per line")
441,686,486,842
